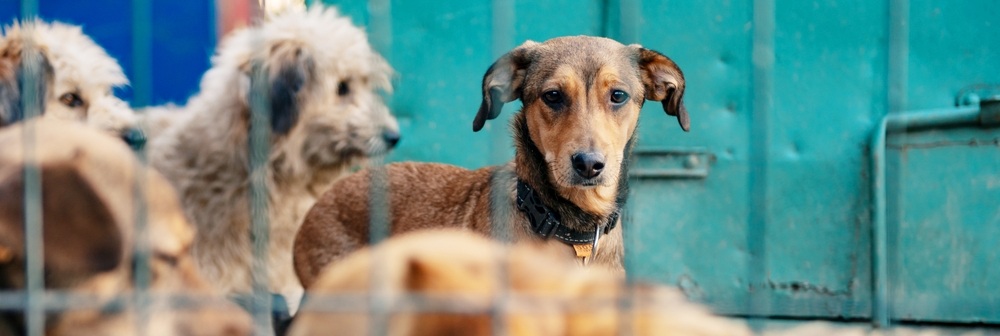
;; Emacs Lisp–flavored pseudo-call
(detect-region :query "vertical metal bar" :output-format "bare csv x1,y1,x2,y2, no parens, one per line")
366,158,389,336
747,0,774,327
488,0,514,166
20,35,45,336
874,0,908,327
614,2,641,334
887,0,909,116
20,0,38,19
488,2,514,333
870,119,889,328
248,60,274,336
366,1,392,335
131,0,153,107
617,0,639,44
130,0,153,334
367,0,392,62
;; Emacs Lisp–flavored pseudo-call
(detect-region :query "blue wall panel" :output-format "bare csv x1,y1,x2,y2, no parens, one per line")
0,0,214,107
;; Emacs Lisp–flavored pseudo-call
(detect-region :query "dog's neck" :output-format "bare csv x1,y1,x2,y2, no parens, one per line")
511,112,633,232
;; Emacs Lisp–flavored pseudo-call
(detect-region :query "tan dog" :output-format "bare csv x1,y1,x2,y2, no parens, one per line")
0,119,251,335
291,230,987,336
294,36,688,286
146,5,399,312
0,20,145,148
289,229,746,336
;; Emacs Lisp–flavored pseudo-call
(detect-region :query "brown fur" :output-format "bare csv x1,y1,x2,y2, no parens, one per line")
294,36,688,287
288,229,748,336
0,119,251,335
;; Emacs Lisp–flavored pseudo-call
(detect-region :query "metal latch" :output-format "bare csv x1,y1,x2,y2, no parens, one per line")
629,148,714,179
979,99,1000,126
956,84,1000,127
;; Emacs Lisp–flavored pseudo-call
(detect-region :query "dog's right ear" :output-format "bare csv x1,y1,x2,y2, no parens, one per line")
0,164,123,286
473,40,538,132
634,46,689,132
0,39,52,127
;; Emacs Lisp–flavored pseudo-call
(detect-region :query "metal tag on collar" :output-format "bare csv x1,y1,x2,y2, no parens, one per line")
584,224,603,266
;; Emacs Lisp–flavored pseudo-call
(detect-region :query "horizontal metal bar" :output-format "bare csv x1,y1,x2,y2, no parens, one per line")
884,105,981,132
630,148,713,179
0,292,238,311
0,290,633,314
299,292,627,314
630,169,709,179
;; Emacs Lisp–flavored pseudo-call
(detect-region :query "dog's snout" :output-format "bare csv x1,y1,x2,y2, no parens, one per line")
571,152,605,179
382,129,401,149
121,127,147,151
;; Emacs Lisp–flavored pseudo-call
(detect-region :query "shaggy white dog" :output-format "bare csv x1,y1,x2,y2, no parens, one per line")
0,20,142,147
146,5,399,312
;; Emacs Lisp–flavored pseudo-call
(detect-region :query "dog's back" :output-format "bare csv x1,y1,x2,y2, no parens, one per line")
294,162,501,287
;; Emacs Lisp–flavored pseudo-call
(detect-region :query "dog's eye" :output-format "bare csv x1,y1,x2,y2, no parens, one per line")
541,90,564,106
154,252,179,267
59,93,84,108
610,90,629,105
338,81,351,96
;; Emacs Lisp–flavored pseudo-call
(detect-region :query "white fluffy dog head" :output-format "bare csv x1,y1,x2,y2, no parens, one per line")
198,5,399,180
0,20,144,148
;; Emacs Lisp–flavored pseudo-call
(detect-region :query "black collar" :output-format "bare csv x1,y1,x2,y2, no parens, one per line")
515,180,619,245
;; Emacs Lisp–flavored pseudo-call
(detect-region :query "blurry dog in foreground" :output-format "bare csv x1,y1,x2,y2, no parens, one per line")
145,5,399,312
290,229,994,336
0,20,144,148
289,229,750,336
0,119,251,336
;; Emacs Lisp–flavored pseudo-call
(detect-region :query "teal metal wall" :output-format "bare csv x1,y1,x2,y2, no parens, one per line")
324,0,1000,325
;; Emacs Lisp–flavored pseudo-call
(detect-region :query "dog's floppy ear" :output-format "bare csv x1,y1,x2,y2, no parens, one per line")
0,39,52,127
250,42,316,135
634,46,688,132
473,40,538,132
0,164,123,287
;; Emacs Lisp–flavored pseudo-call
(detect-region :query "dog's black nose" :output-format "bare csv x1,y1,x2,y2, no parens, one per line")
382,129,401,149
121,127,147,151
571,152,605,179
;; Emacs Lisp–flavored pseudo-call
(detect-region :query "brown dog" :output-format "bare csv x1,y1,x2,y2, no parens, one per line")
0,119,251,335
293,36,688,286
289,229,746,336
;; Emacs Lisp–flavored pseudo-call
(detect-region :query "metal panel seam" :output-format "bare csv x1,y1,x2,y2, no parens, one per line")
748,0,774,324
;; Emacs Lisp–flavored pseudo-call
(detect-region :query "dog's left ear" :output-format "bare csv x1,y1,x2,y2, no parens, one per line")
250,42,316,135
473,40,538,132
634,46,689,132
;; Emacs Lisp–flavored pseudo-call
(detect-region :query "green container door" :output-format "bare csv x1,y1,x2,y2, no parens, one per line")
324,0,1000,324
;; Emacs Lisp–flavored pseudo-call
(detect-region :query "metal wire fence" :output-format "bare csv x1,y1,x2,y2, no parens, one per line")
4,0,1000,335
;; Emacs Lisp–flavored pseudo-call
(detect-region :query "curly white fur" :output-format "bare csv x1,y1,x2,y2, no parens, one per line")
146,5,398,312
0,20,136,137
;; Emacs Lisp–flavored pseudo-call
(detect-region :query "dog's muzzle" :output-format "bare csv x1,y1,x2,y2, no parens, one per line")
121,127,147,151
